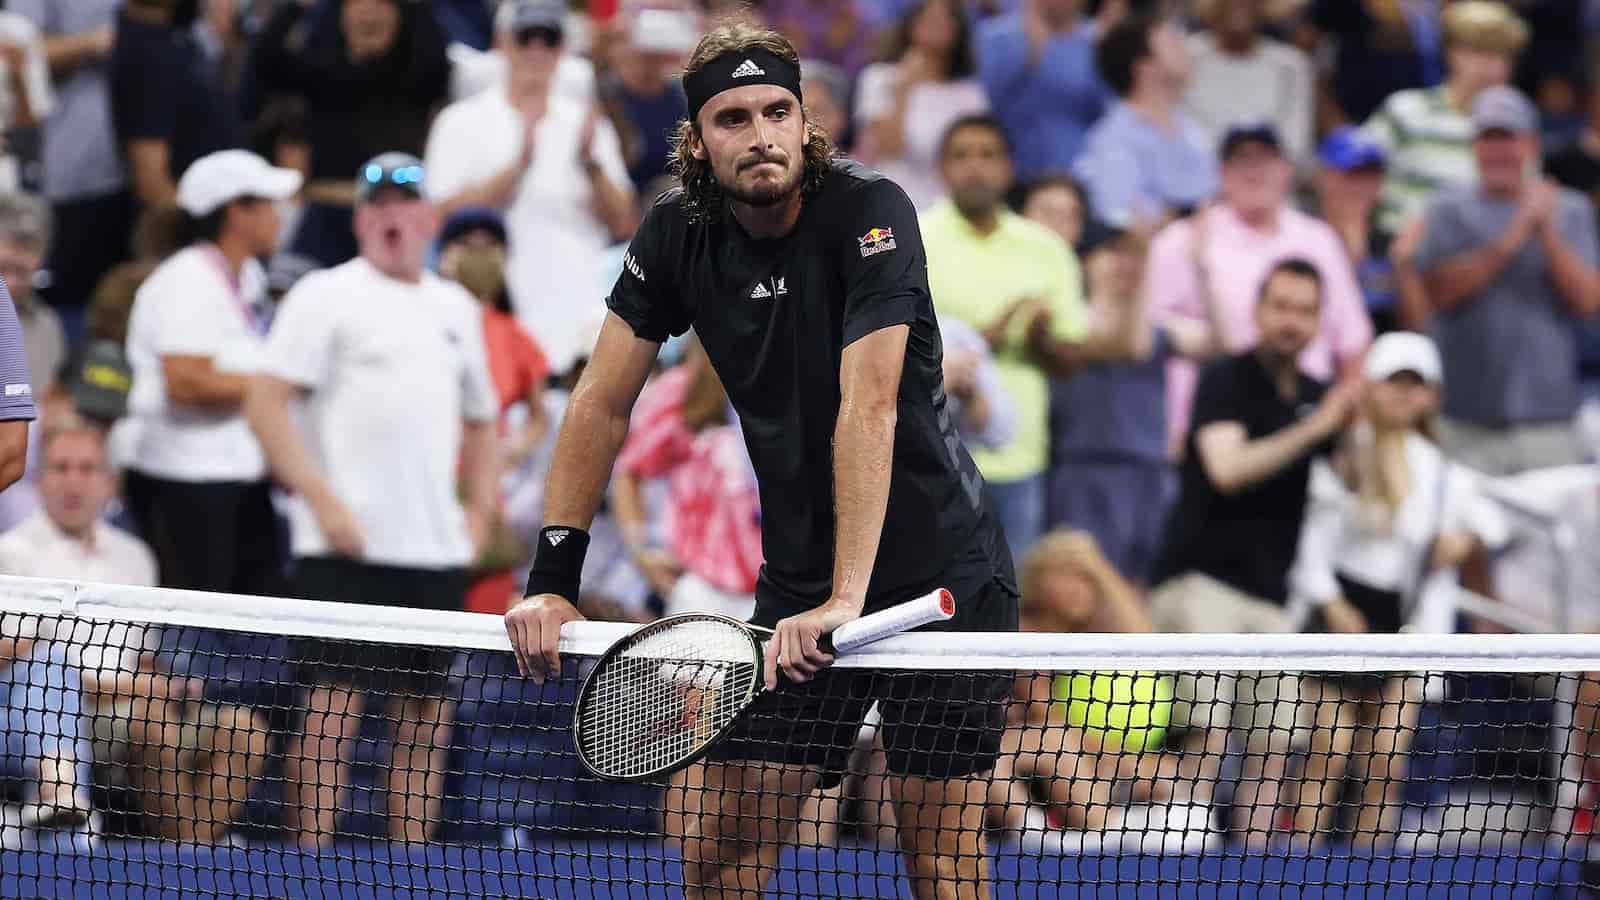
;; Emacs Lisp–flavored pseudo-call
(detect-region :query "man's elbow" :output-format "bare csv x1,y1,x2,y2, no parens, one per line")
0,422,27,490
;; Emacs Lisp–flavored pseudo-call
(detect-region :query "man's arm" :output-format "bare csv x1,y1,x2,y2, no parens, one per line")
458,419,499,555
40,25,112,77
1539,204,1600,318
0,420,25,490
1194,379,1356,495
162,355,249,410
125,140,177,209
1421,196,1541,313
243,374,364,558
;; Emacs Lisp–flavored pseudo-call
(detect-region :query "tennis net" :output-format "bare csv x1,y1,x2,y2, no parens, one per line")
2,574,1599,898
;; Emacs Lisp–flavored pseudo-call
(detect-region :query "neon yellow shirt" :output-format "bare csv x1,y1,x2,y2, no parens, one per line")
921,201,1087,483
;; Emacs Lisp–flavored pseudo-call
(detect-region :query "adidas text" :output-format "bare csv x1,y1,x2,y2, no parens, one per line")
730,59,765,78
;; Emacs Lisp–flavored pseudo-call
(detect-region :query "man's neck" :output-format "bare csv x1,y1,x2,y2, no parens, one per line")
730,191,805,240
1254,346,1300,399
49,515,96,550
1039,6,1079,32
212,234,255,279
1443,78,1485,113
1232,202,1281,232
1124,81,1175,129
1216,30,1257,56
506,77,551,113
371,261,425,284
956,203,1001,237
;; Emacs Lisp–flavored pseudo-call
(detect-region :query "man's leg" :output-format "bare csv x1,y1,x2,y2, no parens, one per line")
182,704,272,845
885,773,992,900
680,761,823,900
283,680,365,847
387,693,454,844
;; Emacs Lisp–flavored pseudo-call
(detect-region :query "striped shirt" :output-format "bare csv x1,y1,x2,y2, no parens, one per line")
1362,86,1478,236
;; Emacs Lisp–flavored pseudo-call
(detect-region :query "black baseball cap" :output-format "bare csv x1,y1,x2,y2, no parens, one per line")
355,152,426,205
1219,121,1283,161
1076,218,1128,256
58,340,132,423
439,206,509,249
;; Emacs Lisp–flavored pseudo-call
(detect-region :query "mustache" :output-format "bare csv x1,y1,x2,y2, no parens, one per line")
737,149,788,172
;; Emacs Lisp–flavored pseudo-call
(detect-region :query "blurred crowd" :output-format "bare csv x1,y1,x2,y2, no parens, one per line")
0,0,1598,856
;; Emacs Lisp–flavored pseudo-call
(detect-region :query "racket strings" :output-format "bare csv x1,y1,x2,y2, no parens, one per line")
579,618,759,779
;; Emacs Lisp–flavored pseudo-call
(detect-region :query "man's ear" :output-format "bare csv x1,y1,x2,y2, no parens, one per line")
688,128,707,162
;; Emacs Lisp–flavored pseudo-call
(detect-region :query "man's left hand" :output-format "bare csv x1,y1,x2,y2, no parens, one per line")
763,598,863,690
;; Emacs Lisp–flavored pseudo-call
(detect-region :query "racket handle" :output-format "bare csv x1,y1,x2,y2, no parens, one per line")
825,588,955,655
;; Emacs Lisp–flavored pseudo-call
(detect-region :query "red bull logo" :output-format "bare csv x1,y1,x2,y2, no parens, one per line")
858,226,898,258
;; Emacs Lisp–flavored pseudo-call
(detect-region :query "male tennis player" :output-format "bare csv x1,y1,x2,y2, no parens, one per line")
504,22,1018,900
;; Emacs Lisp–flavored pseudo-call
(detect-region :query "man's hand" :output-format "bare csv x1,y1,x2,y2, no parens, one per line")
1321,597,1369,634
981,298,1041,351
505,593,586,682
86,24,114,59
763,598,862,690
1526,178,1560,231
1310,378,1362,436
312,495,365,559
943,347,980,400
1430,529,1477,572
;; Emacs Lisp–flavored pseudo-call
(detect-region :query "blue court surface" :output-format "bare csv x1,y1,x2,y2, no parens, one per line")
0,841,1585,899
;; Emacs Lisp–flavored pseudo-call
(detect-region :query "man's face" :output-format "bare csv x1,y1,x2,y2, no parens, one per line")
228,197,282,258
354,192,438,278
1254,270,1322,361
501,25,563,88
1084,239,1140,299
1448,46,1512,98
939,124,1012,218
1315,164,1385,211
691,84,808,208
1148,19,1192,88
39,430,112,538
1221,141,1291,216
1474,130,1533,194
1021,184,1085,250
342,0,400,59
1212,0,1263,43
0,238,41,303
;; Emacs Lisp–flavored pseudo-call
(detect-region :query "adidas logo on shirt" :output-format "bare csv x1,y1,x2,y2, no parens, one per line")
749,282,772,300
546,529,570,546
730,59,765,78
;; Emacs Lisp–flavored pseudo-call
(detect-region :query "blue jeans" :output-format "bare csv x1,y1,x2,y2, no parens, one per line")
984,473,1046,567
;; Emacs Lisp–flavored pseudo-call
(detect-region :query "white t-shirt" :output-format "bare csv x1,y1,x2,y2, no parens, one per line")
261,258,497,569
125,245,271,482
854,64,988,211
424,81,632,374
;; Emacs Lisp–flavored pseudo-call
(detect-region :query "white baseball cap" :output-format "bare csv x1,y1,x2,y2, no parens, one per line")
176,150,303,217
1363,331,1443,385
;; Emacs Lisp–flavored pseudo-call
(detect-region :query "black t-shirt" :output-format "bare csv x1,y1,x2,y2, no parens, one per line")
1150,352,1332,605
607,160,1015,624
112,12,244,186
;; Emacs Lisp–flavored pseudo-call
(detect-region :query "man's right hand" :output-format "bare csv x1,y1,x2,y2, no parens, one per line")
311,496,365,559
505,593,586,682
1311,378,1362,436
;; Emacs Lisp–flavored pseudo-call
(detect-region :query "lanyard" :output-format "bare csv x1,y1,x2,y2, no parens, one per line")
198,244,269,337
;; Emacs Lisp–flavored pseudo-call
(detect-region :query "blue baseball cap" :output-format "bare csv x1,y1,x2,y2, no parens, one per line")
439,206,509,249
1318,126,1387,172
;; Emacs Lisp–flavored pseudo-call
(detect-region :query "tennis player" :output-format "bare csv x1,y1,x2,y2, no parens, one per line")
504,23,1018,899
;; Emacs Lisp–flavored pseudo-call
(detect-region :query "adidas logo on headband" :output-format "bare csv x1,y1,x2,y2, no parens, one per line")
730,59,765,78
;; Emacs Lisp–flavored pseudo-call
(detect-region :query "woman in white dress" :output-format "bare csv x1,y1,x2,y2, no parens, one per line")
1285,331,1509,847
853,0,989,210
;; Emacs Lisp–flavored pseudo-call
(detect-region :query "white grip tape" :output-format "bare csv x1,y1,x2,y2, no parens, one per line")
830,588,955,655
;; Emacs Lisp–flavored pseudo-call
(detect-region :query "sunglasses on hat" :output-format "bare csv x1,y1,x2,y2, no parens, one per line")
515,25,562,49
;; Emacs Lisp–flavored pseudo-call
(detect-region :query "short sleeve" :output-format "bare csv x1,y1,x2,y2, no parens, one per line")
0,282,34,421
1410,195,1469,275
261,276,339,389
836,178,930,347
1561,190,1600,268
1188,358,1243,431
139,262,231,357
456,302,498,424
605,199,689,343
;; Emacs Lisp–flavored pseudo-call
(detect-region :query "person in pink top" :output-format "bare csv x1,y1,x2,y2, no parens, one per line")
1144,122,1373,456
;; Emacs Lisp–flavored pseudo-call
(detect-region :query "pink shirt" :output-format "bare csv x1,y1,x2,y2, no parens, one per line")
1147,205,1373,451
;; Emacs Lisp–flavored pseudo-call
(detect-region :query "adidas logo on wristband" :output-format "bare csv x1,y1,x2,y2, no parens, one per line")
546,529,570,546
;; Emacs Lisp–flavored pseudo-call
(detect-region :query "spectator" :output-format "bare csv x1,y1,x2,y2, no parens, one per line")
1546,60,1600,212
1285,331,1508,848
246,152,498,846
425,0,635,376
0,278,33,491
1312,126,1400,333
1298,0,1441,132
111,0,247,214
1362,1,1528,238
1184,0,1313,168
975,0,1109,180
1409,85,1600,476
938,313,1017,452
0,191,60,399
0,423,157,832
611,337,761,620
1146,258,1358,844
1074,12,1216,229
799,58,853,154
855,0,989,209
1045,221,1220,583
251,0,451,267
599,8,694,191
1145,123,1371,455
122,150,300,596
1014,172,1088,249
9,0,130,326
0,9,53,191
761,0,879,76
923,115,1088,562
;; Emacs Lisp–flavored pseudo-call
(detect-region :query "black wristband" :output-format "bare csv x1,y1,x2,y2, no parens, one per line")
524,526,591,601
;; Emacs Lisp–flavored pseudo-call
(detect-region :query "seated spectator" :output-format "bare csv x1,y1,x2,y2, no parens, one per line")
1147,259,1359,845
1013,173,1088,251
250,0,451,267
598,8,694,191
1145,122,1371,454
988,530,1183,834
974,0,1108,180
425,0,635,375
1362,1,1528,238
1285,331,1509,848
0,9,52,191
855,0,989,210
1408,86,1600,476
1074,12,1216,229
799,58,853,154
1298,0,1440,133
0,191,61,400
1184,0,1314,168
111,0,246,213
1045,222,1220,583
1312,127,1400,332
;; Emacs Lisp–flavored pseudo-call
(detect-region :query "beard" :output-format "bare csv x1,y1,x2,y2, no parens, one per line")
721,153,803,207
950,183,1003,220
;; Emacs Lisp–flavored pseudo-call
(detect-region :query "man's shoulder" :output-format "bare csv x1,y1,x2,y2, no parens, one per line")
973,12,1023,46
1422,183,1480,216
0,512,43,555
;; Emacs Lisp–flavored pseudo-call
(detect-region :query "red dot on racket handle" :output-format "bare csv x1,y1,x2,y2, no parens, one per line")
938,588,955,616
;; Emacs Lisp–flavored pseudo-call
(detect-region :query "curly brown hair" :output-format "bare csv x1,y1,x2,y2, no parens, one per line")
668,24,836,223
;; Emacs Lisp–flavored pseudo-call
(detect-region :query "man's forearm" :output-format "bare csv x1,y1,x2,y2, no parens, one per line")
436,163,523,217
459,420,499,521
1540,225,1600,317
43,32,103,76
830,404,897,607
243,377,340,509
1423,228,1527,311
1206,416,1332,494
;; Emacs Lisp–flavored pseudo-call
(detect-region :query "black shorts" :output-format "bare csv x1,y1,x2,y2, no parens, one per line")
290,556,468,694
708,573,1018,785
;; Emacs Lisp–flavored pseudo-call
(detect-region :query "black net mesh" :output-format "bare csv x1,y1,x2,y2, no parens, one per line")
3,600,1599,898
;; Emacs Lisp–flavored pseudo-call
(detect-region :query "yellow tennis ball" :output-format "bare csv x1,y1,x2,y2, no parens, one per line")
1054,671,1173,753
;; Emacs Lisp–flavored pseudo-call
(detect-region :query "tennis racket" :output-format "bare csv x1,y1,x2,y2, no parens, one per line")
572,588,956,781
